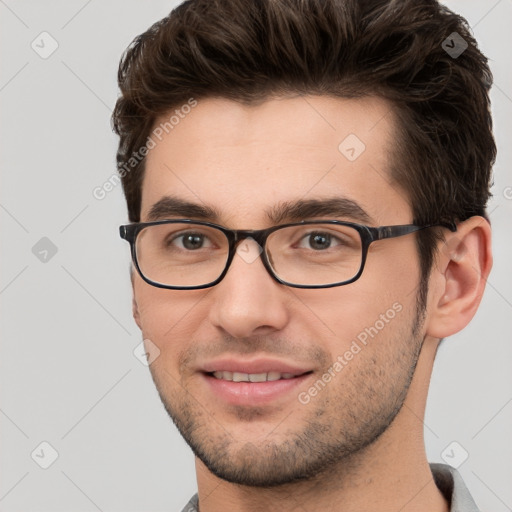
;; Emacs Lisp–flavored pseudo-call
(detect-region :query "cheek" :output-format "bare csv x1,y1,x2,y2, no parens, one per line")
297,290,407,353
133,280,207,359
363,239,422,303
297,246,420,346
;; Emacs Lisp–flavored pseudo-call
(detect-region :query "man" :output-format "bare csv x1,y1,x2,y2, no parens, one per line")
112,0,495,510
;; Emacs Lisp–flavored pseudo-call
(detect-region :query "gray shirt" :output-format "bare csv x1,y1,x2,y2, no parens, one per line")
179,463,480,511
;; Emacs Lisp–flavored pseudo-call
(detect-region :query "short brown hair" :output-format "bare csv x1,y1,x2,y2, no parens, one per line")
112,0,495,292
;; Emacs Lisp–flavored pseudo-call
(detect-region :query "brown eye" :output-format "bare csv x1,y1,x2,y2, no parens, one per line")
181,233,206,250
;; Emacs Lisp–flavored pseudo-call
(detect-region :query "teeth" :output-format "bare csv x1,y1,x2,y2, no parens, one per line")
211,371,298,382
267,371,281,381
249,373,267,382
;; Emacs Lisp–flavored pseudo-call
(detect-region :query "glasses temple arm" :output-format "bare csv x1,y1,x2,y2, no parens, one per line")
373,222,457,241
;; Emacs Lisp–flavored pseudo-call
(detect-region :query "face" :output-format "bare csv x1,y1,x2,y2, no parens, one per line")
133,95,427,486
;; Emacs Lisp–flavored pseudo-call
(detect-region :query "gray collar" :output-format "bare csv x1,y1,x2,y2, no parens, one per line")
431,463,480,512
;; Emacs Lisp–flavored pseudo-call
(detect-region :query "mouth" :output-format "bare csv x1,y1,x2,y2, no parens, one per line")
206,370,313,382
201,361,314,406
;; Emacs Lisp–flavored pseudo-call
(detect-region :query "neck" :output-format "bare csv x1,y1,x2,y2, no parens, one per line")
194,337,449,512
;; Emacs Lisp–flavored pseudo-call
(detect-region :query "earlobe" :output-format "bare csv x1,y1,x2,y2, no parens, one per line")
426,216,492,339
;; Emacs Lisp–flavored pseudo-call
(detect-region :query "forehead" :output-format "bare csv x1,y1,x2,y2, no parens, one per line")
141,95,410,226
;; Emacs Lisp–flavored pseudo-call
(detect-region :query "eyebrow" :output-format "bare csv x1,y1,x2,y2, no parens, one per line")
267,197,373,225
145,195,374,225
146,196,221,222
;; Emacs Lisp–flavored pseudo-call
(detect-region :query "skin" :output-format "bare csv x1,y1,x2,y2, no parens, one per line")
131,95,492,511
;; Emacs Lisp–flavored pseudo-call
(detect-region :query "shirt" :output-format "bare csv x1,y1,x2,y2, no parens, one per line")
179,463,480,511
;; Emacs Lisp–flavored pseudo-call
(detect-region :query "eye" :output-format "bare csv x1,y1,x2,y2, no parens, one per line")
170,232,213,250
298,231,340,250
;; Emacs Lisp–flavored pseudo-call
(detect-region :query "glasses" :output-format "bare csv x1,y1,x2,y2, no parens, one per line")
119,219,456,290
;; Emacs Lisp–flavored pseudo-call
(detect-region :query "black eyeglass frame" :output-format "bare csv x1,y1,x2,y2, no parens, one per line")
119,219,457,290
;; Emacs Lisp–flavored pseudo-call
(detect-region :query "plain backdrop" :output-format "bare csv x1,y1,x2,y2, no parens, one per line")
1,1,511,511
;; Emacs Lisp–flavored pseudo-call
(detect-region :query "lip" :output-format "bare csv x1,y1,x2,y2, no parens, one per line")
199,357,314,407
201,357,313,376
201,371,313,406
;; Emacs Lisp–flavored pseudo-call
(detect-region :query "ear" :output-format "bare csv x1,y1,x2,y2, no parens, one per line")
425,216,492,339
132,295,142,330
131,269,143,330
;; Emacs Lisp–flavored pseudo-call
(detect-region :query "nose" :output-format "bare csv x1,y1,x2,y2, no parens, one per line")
208,238,289,339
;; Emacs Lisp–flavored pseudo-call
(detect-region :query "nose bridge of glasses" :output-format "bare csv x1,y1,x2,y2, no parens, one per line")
232,228,268,248
228,229,270,271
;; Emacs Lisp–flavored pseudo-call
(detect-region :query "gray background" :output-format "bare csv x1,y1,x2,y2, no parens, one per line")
1,1,511,510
